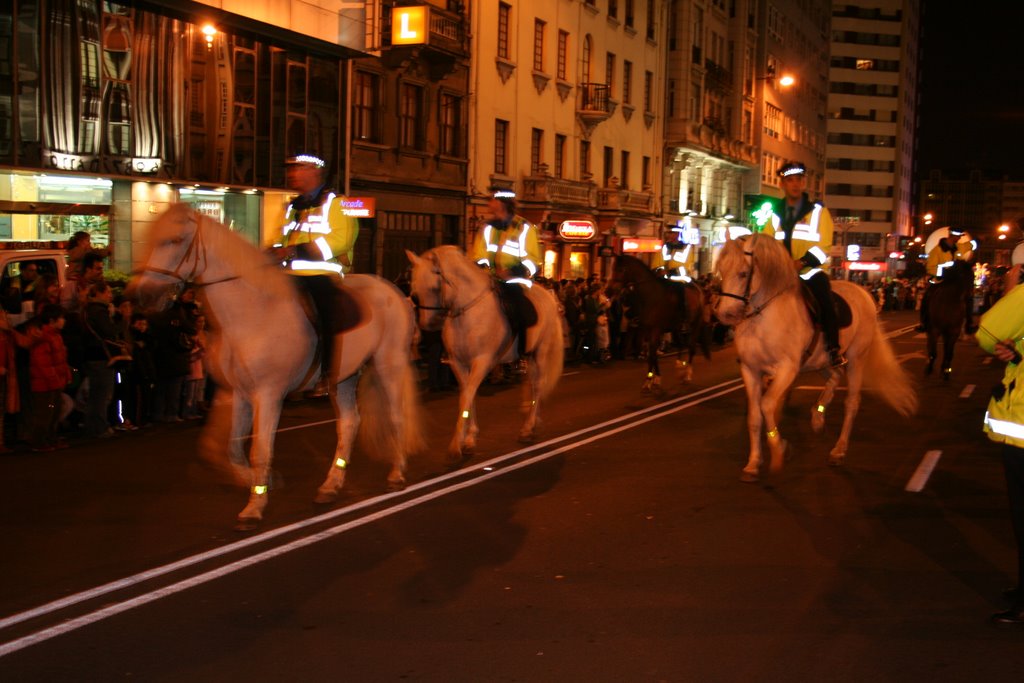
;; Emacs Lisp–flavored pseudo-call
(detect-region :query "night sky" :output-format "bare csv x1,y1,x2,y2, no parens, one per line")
916,2,1024,175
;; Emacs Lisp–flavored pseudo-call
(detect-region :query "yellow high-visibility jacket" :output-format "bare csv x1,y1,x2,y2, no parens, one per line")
977,284,1024,447
766,196,834,280
472,215,541,286
275,188,358,276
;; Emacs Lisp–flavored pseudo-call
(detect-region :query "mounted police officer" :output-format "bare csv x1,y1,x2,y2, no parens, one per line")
270,153,358,397
919,227,976,333
766,161,845,368
657,231,695,283
472,189,541,361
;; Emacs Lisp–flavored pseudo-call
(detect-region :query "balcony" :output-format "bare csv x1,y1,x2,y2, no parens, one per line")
577,83,615,136
597,183,655,216
521,174,595,208
704,59,732,93
382,6,468,78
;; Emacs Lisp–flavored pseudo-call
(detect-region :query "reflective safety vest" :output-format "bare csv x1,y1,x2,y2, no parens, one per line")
977,284,1024,448
275,189,359,276
472,215,541,287
656,243,694,282
927,238,974,278
766,200,834,281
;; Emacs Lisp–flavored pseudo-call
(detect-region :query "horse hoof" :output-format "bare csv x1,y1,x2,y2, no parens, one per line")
740,470,759,483
518,432,535,444
942,368,952,380
386,478,407,492
313,490,339,505
234,516,260,532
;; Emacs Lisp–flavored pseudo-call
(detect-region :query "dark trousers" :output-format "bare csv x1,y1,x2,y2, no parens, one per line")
296,274,338,376
500,282,533,357
29,389,62,449
1002,444,1024,606
804,270,840,350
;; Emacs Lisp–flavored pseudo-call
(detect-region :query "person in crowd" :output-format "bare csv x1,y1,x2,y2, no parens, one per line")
269,153,358,398
181,314,207,419
65,231,110,281
128,312,157,427
109,295,137,431
562,282,581,363
0,309,20,452
80,281,121,438
32,274,61,312
11,261,40,304
976,262,1024,626
767,161,844,368
21,305,72,452
471,189,541,365
149,293,195,422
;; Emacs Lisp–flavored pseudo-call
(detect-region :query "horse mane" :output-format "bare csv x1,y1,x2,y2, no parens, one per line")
614,254,659,284
430,244,491,287
717,234,798,299
193,211,294,301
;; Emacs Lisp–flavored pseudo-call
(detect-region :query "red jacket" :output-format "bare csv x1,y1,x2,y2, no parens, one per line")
0,330,18,412
29,327,72,393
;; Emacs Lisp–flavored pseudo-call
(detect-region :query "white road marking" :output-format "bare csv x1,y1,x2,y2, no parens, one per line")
959,384,975,398
905,450,942,493
0,378,745,657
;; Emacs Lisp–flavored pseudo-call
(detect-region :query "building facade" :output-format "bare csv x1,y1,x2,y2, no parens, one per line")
825,0,921,277
466,0,667,281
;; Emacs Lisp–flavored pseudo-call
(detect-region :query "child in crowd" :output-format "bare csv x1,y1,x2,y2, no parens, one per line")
181,314,207,419
24,305,72,452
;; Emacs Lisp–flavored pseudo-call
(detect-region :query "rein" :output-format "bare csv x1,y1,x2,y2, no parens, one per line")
717,239,786,322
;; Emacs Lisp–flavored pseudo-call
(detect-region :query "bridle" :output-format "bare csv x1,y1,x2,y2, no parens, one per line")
132,209,242,290
410,252,489,319
715,236,784,321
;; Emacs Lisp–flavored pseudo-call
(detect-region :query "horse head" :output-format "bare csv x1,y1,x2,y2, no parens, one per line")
713,234,796,325
406,248,448,331
607,254,654,297
126,203,201,311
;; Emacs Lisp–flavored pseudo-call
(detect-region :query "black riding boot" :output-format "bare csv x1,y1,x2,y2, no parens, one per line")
299,274,337,397
806,271,846,368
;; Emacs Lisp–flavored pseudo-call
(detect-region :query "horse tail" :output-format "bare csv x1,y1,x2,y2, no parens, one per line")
357,359,426,463
535,292,565,400
862,322,918,417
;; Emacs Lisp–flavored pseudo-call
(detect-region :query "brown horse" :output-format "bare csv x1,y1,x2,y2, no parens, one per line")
924,259,974,379
607,254,711,392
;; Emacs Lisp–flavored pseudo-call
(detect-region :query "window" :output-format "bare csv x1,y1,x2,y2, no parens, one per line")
620,150,630,189
603,146,614,186
554,134,566,178
557,30,569,80
399,83,424,150
440,93,461,156
622,61,633,105
647,0,656,41
352,70,381,143
494,119,509,174
531,128,544,174
609,0,618,20
856,59,875,70
625,0,635,28
642,156,651,188
606,53,616,93
498,3,511,60
580,140,591,178
533,19,545,72
644,71,654,113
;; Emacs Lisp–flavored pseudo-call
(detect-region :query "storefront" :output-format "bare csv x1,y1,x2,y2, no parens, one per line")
0,171,112,248
550,219,599,281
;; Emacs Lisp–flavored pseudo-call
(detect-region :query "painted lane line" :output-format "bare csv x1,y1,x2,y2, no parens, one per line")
0,378,744,638
905,450,942,493
960,384,975,398
0,381,744,657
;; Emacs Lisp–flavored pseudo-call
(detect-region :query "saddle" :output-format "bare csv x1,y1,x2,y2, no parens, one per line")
496,281,538,329
295,276,366,335
799,283,853,329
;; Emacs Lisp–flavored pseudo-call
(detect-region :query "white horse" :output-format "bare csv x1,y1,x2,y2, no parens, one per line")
714,234,916,481
406,246,564,461
130,204,423,529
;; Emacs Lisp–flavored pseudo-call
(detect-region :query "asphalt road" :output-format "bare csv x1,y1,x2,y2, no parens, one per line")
2,309,1023,681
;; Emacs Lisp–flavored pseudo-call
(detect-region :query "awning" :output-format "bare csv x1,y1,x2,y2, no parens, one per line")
0,201,110,216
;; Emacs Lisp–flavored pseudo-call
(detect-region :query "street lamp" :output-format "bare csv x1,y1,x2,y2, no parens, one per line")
758,65,796,89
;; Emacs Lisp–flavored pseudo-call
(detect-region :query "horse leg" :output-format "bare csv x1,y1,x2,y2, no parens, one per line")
675,344,694,384
739,364,766,482
375,357,412,490
315,377,360,504
829,359,863,464
925,330,936,375
519,357,541,443
449,358,486,463
760,365,797,475
643,331,662,393
197,386,252,487
942,330,956,380
811,368,841,433
236,394,282,531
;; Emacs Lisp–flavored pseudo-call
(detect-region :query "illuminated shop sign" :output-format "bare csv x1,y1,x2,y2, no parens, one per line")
558,220,596,240
846,261,883,271
132,158,162,174
621,238,663,253
340,197,376,218
392,7,428,45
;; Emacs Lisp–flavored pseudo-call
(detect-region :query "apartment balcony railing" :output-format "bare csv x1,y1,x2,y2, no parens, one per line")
521,174,595,207
577,83,615,134
597,186,654,214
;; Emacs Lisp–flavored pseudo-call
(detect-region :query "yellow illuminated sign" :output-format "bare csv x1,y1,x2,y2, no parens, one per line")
392,7,427,46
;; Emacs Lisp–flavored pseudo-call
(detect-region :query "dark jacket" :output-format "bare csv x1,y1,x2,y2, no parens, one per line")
82,300,122,363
